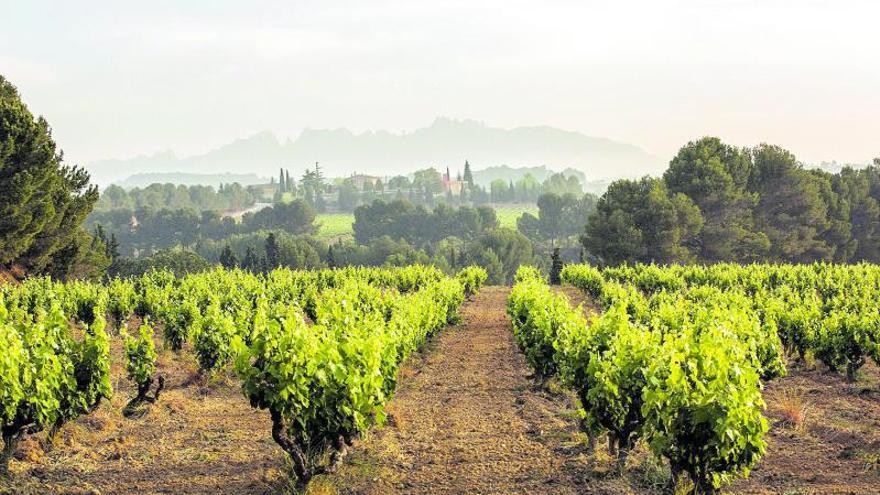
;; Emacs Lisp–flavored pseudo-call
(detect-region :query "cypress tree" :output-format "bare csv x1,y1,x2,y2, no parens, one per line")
550,247,563,285
108,233,120,260
243,246,258,272
219,244,238,269
265,232,280,268
463,160,474,187
327,245,336,268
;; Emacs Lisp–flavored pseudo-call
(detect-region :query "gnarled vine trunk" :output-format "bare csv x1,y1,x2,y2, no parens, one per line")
269,408,310,484
123,375,165,416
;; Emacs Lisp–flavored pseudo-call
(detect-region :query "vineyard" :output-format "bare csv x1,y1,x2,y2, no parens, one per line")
509,263,880,494
0,265,487,488
2,262,880,494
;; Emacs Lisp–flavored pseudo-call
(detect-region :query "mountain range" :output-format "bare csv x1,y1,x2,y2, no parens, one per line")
85,118,662,186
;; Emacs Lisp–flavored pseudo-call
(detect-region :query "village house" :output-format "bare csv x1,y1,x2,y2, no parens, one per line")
351,174,382,190
442,167,466,196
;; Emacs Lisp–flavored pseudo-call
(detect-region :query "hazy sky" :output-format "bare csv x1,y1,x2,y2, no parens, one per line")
2,0,878,166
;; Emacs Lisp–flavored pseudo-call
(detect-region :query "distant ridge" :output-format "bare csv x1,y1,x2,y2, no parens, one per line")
85,118,661,185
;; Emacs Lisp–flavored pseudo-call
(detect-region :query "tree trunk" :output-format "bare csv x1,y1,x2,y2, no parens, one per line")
270,409,310,484
124,375,164,416
152,375,165,402
587,434,598,452
615,433,633,473
327,434,349,472
845,359,863,383
41,419,64,452
616,447,629,473
136,377,153,403
607,435,617,456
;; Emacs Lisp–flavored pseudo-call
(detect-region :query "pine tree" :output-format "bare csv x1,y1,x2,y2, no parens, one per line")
0,74,100,276
279,168,286,194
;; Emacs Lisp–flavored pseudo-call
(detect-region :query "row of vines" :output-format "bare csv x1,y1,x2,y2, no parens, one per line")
0,264,488,482
508,262,880,494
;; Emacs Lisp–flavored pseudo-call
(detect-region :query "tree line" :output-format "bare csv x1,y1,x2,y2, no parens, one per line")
85,199,317,257
583,137,880,266
95,182,258,213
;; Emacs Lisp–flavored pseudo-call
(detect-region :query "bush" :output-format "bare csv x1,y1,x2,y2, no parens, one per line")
814,310,880,381
572,305,660,466
123,323,162,411
456,266,488,296
0,305,112,475
642,328,768,494
560,263,605,299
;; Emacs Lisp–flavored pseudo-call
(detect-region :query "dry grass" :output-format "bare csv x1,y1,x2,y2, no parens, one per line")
305,477,339,495
773,388,810,431
0,323,288,495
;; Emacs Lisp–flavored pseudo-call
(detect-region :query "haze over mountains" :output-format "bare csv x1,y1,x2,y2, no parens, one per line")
85,118,661,186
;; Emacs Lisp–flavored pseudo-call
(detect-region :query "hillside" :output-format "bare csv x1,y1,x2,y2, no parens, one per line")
85,118,661,185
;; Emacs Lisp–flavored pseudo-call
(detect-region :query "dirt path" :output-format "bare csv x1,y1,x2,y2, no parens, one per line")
329,286,591,495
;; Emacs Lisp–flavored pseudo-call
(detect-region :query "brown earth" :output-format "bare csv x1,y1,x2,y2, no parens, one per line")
326,286,595,495
0,265,25,285
729,360,880,494
1,327,290,495
3,286,880,495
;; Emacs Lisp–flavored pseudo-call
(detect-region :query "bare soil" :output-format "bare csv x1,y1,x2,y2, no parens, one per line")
729,360,880,494
3,286,880,495
326,286,594,495
1,329,289,495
